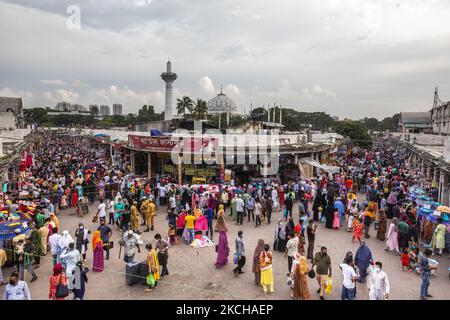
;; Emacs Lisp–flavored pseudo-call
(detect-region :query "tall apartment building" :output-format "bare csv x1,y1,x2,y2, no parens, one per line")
100,105,110,117
113,103,123,116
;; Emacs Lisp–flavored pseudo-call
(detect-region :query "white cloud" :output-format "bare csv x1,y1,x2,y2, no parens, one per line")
40,79,88,87
199,77,216,95
42,89,80,103
1,0,450,118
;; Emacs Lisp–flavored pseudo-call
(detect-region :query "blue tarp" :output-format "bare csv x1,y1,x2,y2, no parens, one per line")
150,129,163,136
0,221,30,241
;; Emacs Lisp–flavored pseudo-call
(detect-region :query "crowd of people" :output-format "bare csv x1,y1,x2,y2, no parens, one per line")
0,133,448,300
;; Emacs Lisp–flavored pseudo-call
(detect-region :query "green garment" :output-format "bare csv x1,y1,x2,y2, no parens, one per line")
35,213,46,229
30,230,42,254
398,221,409,234
432,223,447,249
231,198,237,221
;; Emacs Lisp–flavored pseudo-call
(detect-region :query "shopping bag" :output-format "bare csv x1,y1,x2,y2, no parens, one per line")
233,254,239,265
55,275,69,298
146,273,155,287
325,276,332,294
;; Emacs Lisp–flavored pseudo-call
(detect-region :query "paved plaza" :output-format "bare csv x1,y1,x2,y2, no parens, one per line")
2,198,449,300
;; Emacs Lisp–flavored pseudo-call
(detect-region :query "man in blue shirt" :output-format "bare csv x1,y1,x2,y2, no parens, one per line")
97,219,112,260
246,196,255,222
204,205,214,239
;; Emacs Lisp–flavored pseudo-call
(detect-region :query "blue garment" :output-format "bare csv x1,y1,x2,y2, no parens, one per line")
354,244,373,283
204,208,213,224
334,200,345,219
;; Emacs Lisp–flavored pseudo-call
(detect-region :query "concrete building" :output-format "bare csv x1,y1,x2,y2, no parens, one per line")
113,103,123,116
100,105,110,117
55,101,71,111
89,105,99,117
399,112,432,133
393,132,450,205
161,60,177,121
431,101,450,135
0,97,25,129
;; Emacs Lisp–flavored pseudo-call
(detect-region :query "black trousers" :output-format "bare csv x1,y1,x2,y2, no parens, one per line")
286,207,293,218
237,211,244,224
266,209,272,224
233,256,246,273
247,208,254,221
288,256,293,273
206,220,213,239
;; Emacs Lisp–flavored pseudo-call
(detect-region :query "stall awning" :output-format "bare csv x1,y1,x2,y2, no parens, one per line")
299,158,340,174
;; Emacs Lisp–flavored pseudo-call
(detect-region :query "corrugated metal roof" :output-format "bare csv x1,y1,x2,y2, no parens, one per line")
400,112,431,125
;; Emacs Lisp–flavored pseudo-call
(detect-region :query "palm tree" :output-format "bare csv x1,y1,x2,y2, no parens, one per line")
176,96,194,116
193,98,208,120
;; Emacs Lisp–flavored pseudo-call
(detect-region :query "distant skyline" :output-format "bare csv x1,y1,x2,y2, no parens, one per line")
1,0,450,119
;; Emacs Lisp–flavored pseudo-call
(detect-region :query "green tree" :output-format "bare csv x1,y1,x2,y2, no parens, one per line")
176,96,194,116
192,99,208,120
334,120,372,147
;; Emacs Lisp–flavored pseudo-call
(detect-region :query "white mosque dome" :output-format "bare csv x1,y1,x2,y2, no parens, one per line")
207,89,237,114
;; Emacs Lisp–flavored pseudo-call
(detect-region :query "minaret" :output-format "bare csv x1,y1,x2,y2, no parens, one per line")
161,59,177,121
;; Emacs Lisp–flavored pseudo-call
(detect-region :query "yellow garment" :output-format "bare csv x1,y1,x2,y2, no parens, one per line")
194,207,202,219
130,205,139,231
260,268,274,286
147,249,160,281
39,225,49,255
185,215,196,229
149,202,156,216
0,249,7,267
299,256,309,274
50,214,59,231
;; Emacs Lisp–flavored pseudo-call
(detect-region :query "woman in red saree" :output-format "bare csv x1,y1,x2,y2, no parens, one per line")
92,230,104,272
70,187,78,208
49,263,67,300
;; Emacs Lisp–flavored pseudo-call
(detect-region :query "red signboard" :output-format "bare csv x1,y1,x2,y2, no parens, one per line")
128,135,219,153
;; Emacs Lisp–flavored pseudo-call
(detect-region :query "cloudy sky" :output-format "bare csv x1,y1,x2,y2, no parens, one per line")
1,0,450,119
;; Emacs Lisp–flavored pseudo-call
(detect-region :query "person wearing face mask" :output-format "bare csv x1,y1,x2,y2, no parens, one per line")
368,261,390,300
2,272,31,300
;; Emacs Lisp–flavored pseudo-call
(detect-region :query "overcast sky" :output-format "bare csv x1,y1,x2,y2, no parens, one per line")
1,0,450,119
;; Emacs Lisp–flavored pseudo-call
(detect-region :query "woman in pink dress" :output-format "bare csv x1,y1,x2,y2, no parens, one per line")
385,217,399,254
332,208,340,229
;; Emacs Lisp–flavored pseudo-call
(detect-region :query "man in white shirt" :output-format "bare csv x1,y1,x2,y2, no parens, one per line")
368,261,390,300
169,194,176,214
108,199,115,225
59,242,81,290
284,232,299,275
339,258,358,300
48,227,61,266
97,199,107,220
159,186,167,205
235,195,244,225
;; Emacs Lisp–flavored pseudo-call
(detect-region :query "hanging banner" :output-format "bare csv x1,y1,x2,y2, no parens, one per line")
128,135,219,153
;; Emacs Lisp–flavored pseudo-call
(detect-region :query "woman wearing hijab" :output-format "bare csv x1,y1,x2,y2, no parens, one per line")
324,203,334,229
49,263,67,300
376,209,387,241
291,252,310,300
72,261,89,300
385,217,400,254
92,230,104,272
274,219,287,252
354,241,373,283
259,244,274,295
214,204,228,232
252,239,265,286
215,229,230,268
